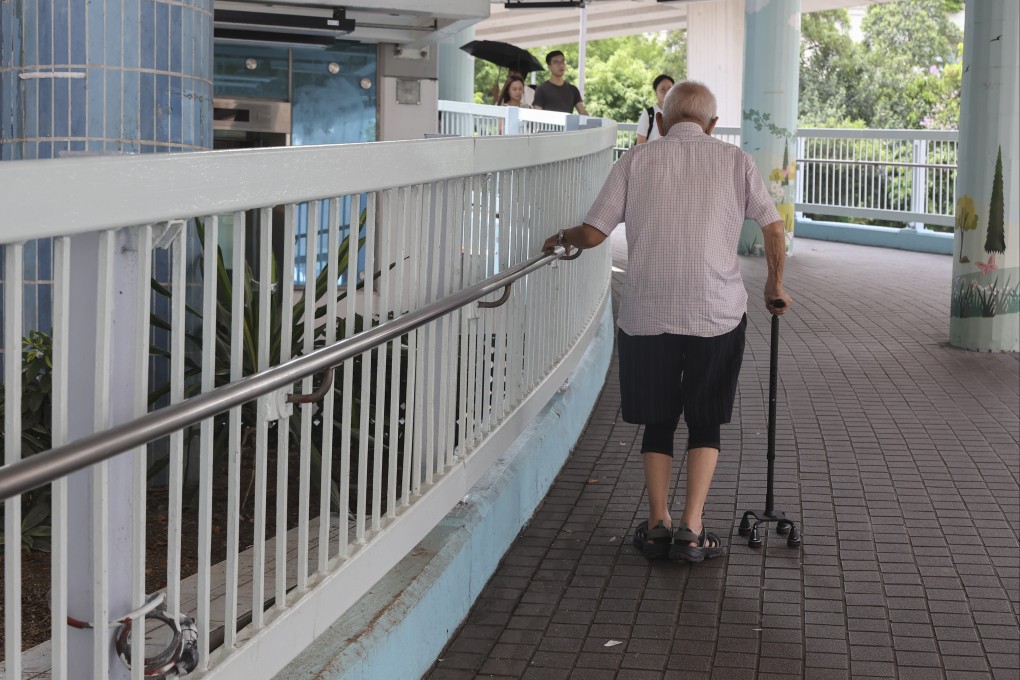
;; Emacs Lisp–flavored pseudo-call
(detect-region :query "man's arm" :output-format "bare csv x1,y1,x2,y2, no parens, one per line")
761,220,792,315
542,224,606,253
575,101,589,116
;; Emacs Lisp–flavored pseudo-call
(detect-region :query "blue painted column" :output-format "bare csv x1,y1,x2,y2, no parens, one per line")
1,0,213,160
738,0,801,256
949,0,1019,352
1,0,213,334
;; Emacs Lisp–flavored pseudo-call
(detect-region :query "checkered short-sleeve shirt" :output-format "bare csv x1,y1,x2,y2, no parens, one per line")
585,122,782,338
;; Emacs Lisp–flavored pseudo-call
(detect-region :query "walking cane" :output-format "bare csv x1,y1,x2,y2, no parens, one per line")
738,300,801,549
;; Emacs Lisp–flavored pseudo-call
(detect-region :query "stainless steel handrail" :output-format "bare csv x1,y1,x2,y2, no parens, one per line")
0,246,575,502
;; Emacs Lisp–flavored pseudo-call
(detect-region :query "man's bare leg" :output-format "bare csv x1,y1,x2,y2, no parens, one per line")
679,447,719,546
643,452,674,531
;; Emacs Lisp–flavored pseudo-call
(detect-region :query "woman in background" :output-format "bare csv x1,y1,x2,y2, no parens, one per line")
498,75,531,108
636,74,675,144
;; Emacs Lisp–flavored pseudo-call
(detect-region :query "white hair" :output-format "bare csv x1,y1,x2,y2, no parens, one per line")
661,81,717,128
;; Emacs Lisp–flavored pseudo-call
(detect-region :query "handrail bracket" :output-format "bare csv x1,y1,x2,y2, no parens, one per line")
478,283,513,309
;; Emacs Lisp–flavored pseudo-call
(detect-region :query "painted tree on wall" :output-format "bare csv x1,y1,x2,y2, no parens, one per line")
984,146,1006,254
955,194,978,263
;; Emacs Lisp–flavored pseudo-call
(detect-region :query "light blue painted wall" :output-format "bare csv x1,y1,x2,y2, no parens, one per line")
279,301,615,680
796,219,953,256
0,0,213,160
0,0,213,347
739,0,801,256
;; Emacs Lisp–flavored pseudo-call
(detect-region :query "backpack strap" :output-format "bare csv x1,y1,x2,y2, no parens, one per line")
645,106,656,138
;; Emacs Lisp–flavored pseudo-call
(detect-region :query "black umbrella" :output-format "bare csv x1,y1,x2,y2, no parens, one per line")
460,40,544,75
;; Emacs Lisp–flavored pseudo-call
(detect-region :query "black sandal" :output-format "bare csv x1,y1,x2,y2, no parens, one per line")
632,520,672,560
670,524,726,563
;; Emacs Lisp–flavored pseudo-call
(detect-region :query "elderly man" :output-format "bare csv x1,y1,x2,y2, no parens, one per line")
543,81,791,563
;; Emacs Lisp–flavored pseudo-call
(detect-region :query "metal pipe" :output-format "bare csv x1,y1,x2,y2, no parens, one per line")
0,247,569,502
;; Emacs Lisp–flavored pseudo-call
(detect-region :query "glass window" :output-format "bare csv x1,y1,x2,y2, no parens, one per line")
214,44,290,100
291,42,377,145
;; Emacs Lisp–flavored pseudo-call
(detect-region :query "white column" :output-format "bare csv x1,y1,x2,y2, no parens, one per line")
577,4,588,99
739,0,801,256
686,0,744,127
950,0,1019,351
439,26,476,103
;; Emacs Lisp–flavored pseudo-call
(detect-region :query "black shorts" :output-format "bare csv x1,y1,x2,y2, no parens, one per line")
617,315,746,426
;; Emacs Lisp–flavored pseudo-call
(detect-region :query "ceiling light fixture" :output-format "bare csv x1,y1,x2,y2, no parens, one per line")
504,1,588,9
214,8,355,49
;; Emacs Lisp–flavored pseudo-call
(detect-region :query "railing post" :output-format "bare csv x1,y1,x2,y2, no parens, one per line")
911,138,928,231
795,135,805,220
66,230,145,679
506,106,521,135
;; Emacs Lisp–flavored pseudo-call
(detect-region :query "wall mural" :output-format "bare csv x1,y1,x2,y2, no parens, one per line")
952,146,1019,319
739,109,797,256
737,0,801,258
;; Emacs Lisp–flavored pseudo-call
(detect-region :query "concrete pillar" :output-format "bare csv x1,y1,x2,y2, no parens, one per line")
738,0,800,256
438,26,475,103
686,0,744,128
378,44,439,141
950,0,1019,352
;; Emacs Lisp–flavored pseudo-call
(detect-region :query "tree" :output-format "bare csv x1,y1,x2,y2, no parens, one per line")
474,34,685,124
798,0,964,130
955,195,978,263
860,0,963,128
799,10,868,126
985,147,1006,254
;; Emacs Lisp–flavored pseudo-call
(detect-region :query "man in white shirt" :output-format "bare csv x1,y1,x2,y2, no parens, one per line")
544,81,791,563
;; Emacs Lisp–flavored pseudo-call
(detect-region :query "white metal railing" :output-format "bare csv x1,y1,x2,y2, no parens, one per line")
613,123,740,159
0,125,615,678
438,100,601,137
617,122,957,227
796,128,958,228
498,101,956,228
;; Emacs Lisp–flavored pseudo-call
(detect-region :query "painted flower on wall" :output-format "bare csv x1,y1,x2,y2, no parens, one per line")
743,108,797,248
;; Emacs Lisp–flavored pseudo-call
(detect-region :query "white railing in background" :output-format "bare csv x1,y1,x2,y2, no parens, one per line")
0,125,615,679
796,128,958,228
437,100,575,137
434,98,957,229
614,123,741,160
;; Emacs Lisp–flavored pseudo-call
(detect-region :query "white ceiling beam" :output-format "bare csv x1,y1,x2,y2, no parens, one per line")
215,0,490,20
214,0,490,47
475,0,896,48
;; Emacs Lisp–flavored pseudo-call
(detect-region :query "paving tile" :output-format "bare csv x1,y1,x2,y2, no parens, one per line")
422,249,1020,680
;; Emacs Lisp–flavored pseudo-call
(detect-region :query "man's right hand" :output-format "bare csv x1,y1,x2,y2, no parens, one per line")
765,284,792,315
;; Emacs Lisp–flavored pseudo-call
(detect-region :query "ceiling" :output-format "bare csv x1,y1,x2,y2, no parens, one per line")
215,0,491,49
474,0,894,48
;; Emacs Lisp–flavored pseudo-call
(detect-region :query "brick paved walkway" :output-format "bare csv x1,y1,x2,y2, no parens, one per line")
425,238,1020,680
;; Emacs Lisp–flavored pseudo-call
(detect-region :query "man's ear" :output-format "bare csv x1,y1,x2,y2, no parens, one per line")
656,112,666,137
705,116,719,135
